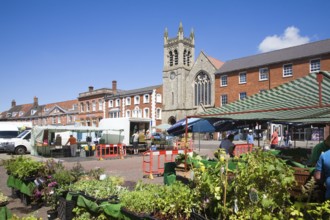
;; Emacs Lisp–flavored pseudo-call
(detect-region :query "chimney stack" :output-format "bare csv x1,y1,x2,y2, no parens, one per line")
112,80,117,94
11,99,16,108
89,86,94,92
33,96,38,106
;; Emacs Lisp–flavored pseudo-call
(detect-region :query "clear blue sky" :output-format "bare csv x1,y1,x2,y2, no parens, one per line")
1,0,330,112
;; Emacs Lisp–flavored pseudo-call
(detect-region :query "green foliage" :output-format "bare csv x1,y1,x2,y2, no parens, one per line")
70,162,86,181
192,148,229,219
10,214,42,220
4,156,45,179
299,177,317,202
87,167,105,180
69,176,126,200
72,207,108,220
0,191,8,203
121,181,198,219
53,169,75,186
230,149,295,219
156,181,198,219
120,183,160,214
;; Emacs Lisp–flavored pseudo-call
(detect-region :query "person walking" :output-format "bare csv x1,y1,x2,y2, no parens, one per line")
270,127,279,149
283,130,290,147
66,134,77,157
132,131,139,155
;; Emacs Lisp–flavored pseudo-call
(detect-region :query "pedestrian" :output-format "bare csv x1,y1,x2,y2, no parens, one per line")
310,135,330,165
145,130,152,150
219,134,235,157
283,130,290,147
246,129,254,146
314,149,330,200
132,131,139,154
270,127,279,149
65,134,77,157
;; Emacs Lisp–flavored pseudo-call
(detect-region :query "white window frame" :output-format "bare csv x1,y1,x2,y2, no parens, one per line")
156,94,162,103
239,92,247,100
134,96,140,105
283,64,293,77
310,59,320,72
133,106,142,118
126,110,131,118
156,108,162,119
92,101,96,111
143,94,150,103
98,99,103,111
115,99,120,107
259,68,269,81
86,102,90,112
239,72,247,84
220,75,228,87
143,108,149,118
109,100,113,108
221,94,228,106
57,116,61,123
126,97,131,105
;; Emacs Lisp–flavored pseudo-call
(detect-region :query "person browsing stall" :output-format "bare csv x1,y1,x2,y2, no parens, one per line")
310,135,330,165
246,129,254,145
65,134,77,157
314,149,330,200
219,134,235,157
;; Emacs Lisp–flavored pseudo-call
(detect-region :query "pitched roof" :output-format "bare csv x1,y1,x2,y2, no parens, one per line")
106,85,162,98
216,38,330,74
206,55,224,69
196,71,330,123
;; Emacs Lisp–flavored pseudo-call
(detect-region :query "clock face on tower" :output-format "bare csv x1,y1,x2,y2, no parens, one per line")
170,72,176,80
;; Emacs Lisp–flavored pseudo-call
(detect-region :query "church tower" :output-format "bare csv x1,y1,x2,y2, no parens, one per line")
162,22,195,124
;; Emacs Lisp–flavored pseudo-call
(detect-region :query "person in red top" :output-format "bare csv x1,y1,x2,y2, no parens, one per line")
270,127,279,149
66,134,77,157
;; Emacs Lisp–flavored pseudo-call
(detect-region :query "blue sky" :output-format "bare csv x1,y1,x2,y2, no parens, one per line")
1,0,330,112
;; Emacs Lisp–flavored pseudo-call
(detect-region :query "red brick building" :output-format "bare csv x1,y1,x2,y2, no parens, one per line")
215,39,330,107
104,84,163,127
0,97,78,126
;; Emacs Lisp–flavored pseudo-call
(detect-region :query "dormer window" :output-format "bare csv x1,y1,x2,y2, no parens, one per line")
19,111,24,116
12,112,17,117
6,113,11,117
31,109,37,115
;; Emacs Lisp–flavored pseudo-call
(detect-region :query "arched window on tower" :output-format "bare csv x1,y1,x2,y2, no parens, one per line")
174,50,178,65
194,72,211,106
169,51,173,66
187,51,191,66
183,49,187,65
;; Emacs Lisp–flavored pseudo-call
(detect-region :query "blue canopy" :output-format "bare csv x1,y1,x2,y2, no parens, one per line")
167,118,254,136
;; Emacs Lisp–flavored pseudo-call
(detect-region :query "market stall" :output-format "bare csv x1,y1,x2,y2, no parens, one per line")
30,125,104,157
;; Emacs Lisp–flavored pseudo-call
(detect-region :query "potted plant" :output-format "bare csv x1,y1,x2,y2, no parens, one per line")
0,191,9,207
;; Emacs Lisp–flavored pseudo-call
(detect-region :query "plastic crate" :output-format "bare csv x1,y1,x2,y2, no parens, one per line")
58,197,75,220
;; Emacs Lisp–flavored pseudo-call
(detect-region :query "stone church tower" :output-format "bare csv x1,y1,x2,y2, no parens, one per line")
162,23,195,124
162,23,223,125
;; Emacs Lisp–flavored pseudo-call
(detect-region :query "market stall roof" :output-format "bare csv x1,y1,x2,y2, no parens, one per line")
194,71,330,123
32,125,105,132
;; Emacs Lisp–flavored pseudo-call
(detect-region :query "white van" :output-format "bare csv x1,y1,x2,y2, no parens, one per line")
2,129,31,154
0,124,19,151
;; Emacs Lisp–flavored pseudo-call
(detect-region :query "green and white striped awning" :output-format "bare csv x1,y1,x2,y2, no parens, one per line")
196,71,330,123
